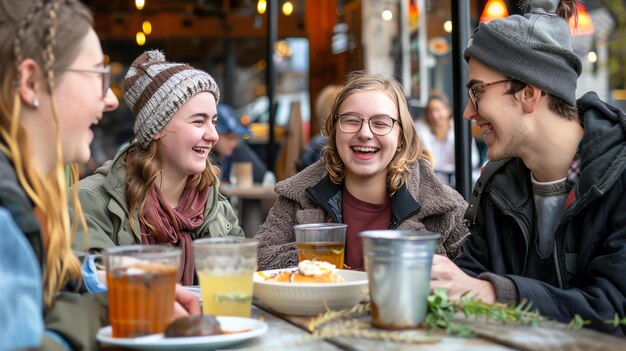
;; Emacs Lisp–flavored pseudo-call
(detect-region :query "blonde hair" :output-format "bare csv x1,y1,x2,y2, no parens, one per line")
322,72,433,193
314,85,339,126
0,0,93,309
125,140,220,237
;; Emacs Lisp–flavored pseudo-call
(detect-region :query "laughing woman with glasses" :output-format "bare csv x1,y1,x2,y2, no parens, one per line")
255,72,470,270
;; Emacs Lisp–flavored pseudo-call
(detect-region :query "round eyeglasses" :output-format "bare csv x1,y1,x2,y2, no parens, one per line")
64,65,111,98
336,113,400,136
467,78,514,111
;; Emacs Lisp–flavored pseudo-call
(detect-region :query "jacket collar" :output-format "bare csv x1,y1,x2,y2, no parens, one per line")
390,183,422,227
577,92,626,197
305,174,422,227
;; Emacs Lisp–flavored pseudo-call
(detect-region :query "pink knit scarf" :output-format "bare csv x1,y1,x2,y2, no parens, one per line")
140,183,209,285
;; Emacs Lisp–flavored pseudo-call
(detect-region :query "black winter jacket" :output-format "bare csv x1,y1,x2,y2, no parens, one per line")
456,92,626,336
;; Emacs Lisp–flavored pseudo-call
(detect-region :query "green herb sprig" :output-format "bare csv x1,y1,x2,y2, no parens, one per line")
424,288,544,337
567,313,626,330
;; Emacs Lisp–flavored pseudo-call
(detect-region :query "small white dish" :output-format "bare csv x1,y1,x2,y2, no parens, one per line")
96,316,267,350
253,268,369,316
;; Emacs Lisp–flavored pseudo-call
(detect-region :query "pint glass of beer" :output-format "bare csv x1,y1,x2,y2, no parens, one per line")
294,223,347,268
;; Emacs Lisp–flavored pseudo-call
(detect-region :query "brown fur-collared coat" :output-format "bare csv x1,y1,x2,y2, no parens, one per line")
254,160,469,270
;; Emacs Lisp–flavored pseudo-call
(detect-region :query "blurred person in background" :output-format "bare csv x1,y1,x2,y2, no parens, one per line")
414,90,480,185
296,84,339,171
70,50,244,287
211,103,267,183
255,72,469,271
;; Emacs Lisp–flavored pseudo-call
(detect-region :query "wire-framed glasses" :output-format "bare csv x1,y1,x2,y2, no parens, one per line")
467,78,514,110
336,113,399,136
65,65,111,98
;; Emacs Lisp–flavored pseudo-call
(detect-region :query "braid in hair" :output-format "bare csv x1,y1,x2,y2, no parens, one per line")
13,0,45,77
38,0,83,309
4,0,47,209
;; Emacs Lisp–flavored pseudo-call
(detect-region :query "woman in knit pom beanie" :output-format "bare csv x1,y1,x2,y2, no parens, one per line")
432,0,626,336
70,50,244,287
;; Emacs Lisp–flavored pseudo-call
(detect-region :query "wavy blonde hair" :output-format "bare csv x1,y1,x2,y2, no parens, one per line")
322,72,433,193
125,140,220,237
0,0,93,309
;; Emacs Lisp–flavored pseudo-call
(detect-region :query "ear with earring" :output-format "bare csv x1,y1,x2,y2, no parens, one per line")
31,96,40,108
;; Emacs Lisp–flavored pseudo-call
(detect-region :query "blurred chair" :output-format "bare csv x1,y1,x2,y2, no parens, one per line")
275,100,305,181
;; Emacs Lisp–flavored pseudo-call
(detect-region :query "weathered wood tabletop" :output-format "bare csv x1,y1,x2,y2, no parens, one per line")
252,303,626,351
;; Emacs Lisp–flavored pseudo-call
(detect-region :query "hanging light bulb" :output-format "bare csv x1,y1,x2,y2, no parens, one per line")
587,51,597,63
569,2,595,36
282,1,293,16
257,0,267,15
480,0,508,23
381,9,393,21
136,31,146,46
135,0,145,11
443,20,452,33
142,21,152,35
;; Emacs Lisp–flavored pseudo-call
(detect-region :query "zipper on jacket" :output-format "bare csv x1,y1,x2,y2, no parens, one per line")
489,189,532,275
551,193,597,290
389,206,421,230
552,240,564,288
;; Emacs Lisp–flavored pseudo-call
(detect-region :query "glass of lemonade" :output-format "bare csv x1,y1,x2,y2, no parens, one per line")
104,245,181,338
294,223,347,268
193,237,258,317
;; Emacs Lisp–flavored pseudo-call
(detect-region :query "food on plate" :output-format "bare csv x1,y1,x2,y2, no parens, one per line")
262,260,344,283
164,315,223,338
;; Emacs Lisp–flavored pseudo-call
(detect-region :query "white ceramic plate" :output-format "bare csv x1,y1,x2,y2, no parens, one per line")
253,268,369,316
97,316,268,350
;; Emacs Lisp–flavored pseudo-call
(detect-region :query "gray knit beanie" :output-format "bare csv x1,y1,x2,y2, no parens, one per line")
464,0,582,106
123,50,220,148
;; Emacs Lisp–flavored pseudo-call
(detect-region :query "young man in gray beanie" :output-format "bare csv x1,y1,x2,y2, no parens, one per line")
430,0,626,336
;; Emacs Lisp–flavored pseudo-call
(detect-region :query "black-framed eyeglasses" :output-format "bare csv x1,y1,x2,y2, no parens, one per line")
65,65,111,98
467,78,514,111
336,113,400,136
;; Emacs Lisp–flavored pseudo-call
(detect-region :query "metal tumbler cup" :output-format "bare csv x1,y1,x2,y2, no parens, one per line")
360,230,440,329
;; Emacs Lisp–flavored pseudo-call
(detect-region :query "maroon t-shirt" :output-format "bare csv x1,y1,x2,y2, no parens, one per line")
342,187,392,270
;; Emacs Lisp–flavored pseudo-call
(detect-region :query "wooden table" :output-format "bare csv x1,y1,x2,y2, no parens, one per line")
252,302,626,351
100,303,625,350
219,183,278,238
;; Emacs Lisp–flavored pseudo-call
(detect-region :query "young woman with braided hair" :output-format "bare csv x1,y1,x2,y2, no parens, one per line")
0,0,199,348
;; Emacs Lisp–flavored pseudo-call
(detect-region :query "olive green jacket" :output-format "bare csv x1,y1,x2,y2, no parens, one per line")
70,144,244,255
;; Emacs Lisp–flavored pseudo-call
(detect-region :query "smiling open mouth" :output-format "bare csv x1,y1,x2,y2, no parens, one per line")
351,146,380,154
192,147,208,156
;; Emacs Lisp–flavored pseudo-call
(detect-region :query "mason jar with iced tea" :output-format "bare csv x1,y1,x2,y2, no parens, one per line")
294,223,347,268
104,245,181,338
